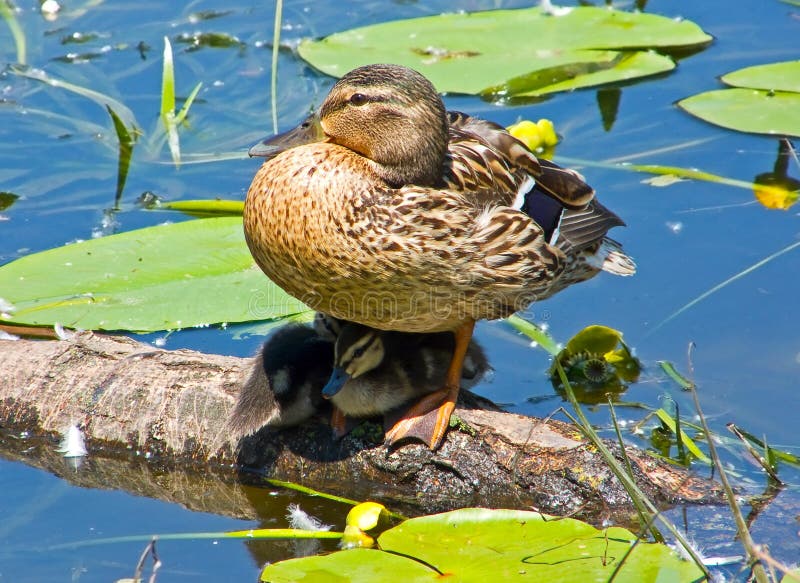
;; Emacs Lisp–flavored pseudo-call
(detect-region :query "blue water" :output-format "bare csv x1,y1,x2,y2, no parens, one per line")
1,0,799,580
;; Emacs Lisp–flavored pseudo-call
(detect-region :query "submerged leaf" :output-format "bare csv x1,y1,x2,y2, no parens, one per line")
0,0,26,64
0,192,20,211
10,65,138,130
0,217,306,332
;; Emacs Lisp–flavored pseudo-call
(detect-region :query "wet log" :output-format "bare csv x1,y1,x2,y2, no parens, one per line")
0,331,722,522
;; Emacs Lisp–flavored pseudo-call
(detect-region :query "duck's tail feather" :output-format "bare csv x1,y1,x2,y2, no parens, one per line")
590,238,637,276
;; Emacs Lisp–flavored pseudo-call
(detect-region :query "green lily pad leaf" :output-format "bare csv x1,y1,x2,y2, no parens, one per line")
678,88,800,138
0,217,306,332
721,60,800,93
260,548,439,582
298,6,710,97
549,325,641,403
564,324,623,355
262,509,703,582
485,51,674,98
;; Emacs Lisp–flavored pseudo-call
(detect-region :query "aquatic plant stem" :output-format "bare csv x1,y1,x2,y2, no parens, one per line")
685,345,769,583
554,361,711,576
270,0,283,135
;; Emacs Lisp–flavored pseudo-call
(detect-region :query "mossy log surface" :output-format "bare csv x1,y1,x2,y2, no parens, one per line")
0,332,722,521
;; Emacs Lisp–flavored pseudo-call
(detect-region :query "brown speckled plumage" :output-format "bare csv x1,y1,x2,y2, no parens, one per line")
244,64,633,448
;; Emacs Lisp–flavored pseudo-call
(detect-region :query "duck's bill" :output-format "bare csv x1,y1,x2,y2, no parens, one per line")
322,367,350,398
248,113,325,158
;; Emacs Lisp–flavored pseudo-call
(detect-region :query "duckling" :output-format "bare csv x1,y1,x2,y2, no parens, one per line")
244,64,633,449
227,317,489,442
226,324,333,440
320,322,489,439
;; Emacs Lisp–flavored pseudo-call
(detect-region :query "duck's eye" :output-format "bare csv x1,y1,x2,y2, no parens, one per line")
348,93,369,106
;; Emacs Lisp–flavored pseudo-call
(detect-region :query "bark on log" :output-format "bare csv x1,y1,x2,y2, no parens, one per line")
0,332,722,522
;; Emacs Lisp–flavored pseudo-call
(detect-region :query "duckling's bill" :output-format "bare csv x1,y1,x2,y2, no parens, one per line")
322,366,350,398
248,113,325,159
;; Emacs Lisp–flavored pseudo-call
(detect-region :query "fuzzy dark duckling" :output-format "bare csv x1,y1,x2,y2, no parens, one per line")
226,324,333,440
227,317,490,442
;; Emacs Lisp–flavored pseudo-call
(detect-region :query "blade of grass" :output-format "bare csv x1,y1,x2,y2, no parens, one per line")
159,37,201,167
684,346,769,583
727,424,784,482
160,36,175,121
607,399,639,502
505,314,560,356
654,407,711,464
651,239,800,334
270,0,283,134
174,81,203,125
0,0,26,64
160,37,181,166
106,105,137,209
554,360,710,576
658,360,695,390
726,423,800,466
10,66,138,130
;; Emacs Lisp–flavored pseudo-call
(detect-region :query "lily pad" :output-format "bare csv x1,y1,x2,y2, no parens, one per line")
261,508,703,582
679,88,800,138
549,325,641,402
298,6,711,97
0,217,306,332
721,60,800,93
678,61,800,137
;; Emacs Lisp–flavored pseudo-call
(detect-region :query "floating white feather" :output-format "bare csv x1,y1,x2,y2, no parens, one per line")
286,504,331,532
57,424,88,458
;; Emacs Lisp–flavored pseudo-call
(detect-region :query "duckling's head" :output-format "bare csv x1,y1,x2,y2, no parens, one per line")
322,324,386,398
251,64,449,187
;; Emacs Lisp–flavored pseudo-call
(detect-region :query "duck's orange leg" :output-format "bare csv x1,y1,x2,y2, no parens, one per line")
330,406,349,440
384,319,476,450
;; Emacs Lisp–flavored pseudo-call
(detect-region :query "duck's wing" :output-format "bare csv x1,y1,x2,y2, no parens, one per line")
444,111,593,209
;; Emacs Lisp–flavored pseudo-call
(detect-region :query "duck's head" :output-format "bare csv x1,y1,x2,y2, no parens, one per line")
250,64,449,186
322,324,386,398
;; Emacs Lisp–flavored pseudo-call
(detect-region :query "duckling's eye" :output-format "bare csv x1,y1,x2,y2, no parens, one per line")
348,93,369,106
352,346,366,359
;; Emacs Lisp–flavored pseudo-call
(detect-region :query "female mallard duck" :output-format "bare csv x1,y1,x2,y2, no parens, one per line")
226,318,488,440
245,64,634,449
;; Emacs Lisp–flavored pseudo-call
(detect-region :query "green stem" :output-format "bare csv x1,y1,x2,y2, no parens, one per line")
270,0,283,134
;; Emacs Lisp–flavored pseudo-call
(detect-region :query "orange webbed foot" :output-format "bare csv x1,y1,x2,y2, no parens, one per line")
383,387,458,450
